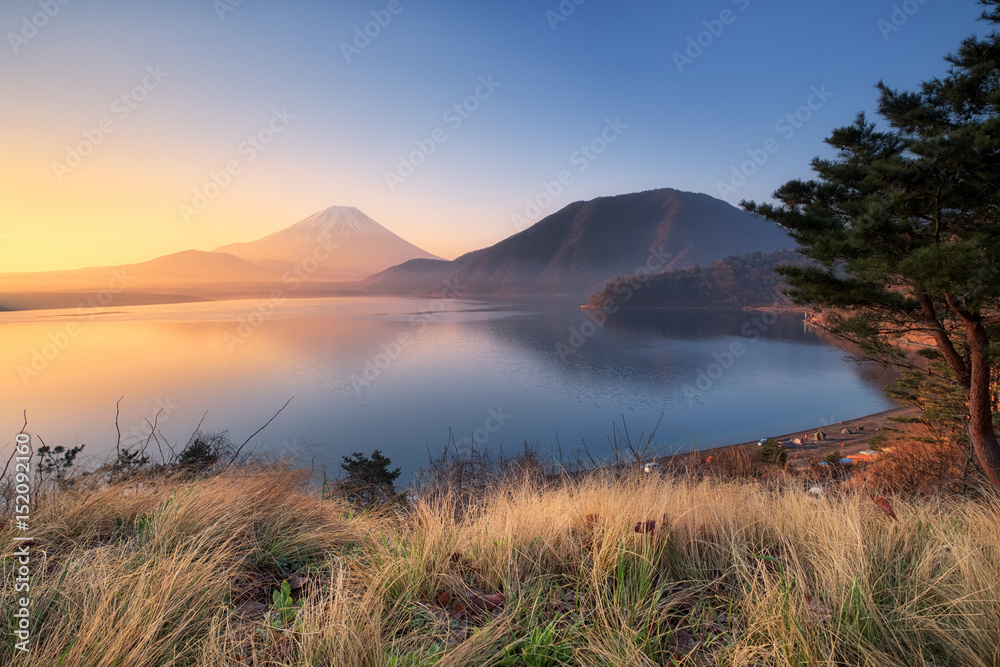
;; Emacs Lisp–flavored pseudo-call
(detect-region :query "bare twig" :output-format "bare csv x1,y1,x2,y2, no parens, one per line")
582,438,598,468
166,410,209,465
34,434,47,504
1,410,29,481
159,429,177,461
223,398,293,472
143,409,164,461
184,411,209,450
115,395,124,458
1,448,15,483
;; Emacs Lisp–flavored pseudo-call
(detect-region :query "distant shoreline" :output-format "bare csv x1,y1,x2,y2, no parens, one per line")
0,287,369,315
1,291,814,316
657,405,915,471
580,303,811,313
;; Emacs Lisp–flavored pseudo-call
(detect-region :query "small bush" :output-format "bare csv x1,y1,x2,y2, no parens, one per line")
103,447,150,482
866,432,889,451
36,443,85,488
335,450,401,506
752,438,787,466
176,431,230,473
414,436,555,510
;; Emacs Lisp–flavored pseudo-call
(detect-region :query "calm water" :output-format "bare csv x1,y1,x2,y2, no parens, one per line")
2,296,894,480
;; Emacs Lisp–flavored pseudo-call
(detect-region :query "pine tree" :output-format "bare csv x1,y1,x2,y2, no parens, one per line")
337,450,402,506
744,1,1000,489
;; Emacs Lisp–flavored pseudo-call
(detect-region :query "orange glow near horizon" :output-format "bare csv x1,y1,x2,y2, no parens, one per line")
0,124,500,274
0,144,478,274
0,0,982,276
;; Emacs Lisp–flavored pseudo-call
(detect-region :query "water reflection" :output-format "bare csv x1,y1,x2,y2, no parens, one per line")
1,297,894,480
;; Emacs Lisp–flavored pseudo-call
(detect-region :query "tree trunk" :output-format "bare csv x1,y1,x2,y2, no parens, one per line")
967,320,1000,490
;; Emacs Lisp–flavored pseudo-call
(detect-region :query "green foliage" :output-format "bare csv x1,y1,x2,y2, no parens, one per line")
840,577,879,646
105,447,150,482
866,433,889,452
36,443,84,486
337,449,402,506
824,452,844,467
887,359,974,448
753,438,787,466
742,3,1000,486
501,620,576,666
270,541,323,577
177,431,229,471
385,644,444,667
587,249,812,310
266,580,302,631
135,513,154,536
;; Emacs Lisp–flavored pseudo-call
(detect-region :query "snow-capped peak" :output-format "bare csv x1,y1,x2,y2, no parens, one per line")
266,206,392,241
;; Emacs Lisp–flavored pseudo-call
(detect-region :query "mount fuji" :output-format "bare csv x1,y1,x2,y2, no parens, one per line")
216,206,442,280
0,206,442,311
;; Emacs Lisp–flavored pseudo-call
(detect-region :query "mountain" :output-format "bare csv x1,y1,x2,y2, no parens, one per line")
216,206,442,280
0,206,439,311
364,188,795,296
129,250,279,285
362,258,457,294
1,193,793,311
0,249,283,311
0,207,437,311
584,250,813,310
1,250,276,292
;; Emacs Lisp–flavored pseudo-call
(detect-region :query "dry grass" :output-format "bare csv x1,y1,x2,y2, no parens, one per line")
852,426,982,496
3,465,1000,666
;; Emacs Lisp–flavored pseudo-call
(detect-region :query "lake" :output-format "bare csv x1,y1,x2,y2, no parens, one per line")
2,295,895,481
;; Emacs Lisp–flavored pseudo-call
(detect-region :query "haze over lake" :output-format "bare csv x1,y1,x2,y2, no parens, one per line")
3,296,893,479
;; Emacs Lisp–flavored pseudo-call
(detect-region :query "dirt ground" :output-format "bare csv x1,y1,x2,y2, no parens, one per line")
657,405,919,473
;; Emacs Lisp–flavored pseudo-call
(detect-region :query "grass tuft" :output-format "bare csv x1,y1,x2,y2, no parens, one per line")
3,464,999,665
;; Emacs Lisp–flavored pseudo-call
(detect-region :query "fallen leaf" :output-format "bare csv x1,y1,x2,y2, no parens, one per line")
481,593,506,610
287,576,310,591
804,594,833,622
634,519,657,534
435,590,451,607
872,496,897,520
468,590,506,611
235,601,268,616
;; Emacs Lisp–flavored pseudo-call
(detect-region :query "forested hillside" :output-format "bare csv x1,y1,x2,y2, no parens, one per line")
585,250,811,309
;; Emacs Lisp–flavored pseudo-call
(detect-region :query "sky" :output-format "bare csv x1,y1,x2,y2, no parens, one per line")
0,0,988,273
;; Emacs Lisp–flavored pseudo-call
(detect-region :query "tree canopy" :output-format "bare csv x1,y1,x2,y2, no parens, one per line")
337,449,402,506
744,0,1000,488
585,250,811,310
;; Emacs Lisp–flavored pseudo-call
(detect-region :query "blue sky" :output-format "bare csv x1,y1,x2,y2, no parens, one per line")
0,0,986,271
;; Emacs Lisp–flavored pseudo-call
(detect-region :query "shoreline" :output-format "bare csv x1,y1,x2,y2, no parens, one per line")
579,303,811,313
653,405,917,472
